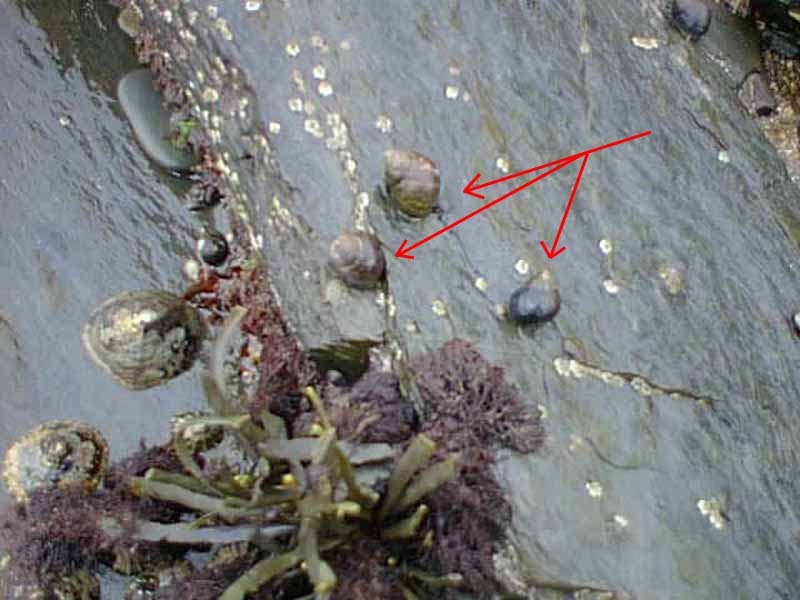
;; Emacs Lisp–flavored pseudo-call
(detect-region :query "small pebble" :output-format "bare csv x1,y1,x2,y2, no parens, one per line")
670,0,711,41
739,72,776,117
198,232,229,266
508,278,561,325
325,369,346,386
117,69,196,171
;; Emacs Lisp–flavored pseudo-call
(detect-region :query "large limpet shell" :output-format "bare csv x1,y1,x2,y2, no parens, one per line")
82,290,207,390
2,420,109,503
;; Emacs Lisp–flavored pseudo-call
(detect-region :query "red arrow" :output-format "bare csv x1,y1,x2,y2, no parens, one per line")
540,153,589,259
395,155,580,260
463,130,651,199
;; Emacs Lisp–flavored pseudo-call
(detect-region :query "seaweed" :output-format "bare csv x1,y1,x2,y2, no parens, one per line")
407,338,545,597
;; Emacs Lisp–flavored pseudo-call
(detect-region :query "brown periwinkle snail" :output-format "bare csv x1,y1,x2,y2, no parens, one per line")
2,420,109,503
384,149,440,218
82,290,207,390
328,231,386,289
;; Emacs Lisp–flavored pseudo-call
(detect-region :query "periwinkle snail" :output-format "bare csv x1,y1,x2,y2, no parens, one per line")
384,149,440,218
328,231,386,289
508,277,561,325
198,231,229,266
82,290,207,390
2,420,109,503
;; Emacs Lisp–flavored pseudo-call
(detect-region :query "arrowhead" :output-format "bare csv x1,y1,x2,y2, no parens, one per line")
540,240,566,259
463,173,485,199
395,239,415,260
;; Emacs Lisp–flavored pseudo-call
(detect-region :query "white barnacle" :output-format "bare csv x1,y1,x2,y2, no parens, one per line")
697,498,725,530
318,81,333,97
375,114,393,133
311,34,329,52
304,119,324,138
444,84,459,100
585,480,604,498
288,98,303,112
603,279,621,295
291,69,305,92
514,258,530,276
202,87,220,103
474,277,488,293
285,41,300,57
631,36,660,50
599,238,613,255
432,300,448,317
496,156,510,173
215,18,233,40
312,64,327,79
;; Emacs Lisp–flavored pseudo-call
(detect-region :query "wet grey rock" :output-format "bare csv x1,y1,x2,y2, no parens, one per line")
136,1,800,598
671,0,712,40
508,279,561,325
739,72,777,116
117,69,195,171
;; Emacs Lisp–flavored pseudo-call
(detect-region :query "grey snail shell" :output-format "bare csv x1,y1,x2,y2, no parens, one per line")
328,231,386,289
508,278,561,325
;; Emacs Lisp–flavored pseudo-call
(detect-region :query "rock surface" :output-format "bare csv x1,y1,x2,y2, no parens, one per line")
132,1,800,598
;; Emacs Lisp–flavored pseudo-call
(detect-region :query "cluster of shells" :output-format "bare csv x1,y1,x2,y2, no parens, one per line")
327,149,440,289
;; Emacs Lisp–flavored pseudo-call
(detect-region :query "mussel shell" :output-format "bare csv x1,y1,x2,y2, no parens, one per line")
328,231,386,289
82,290,207,390
1,420,109,503
384,149,440,218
